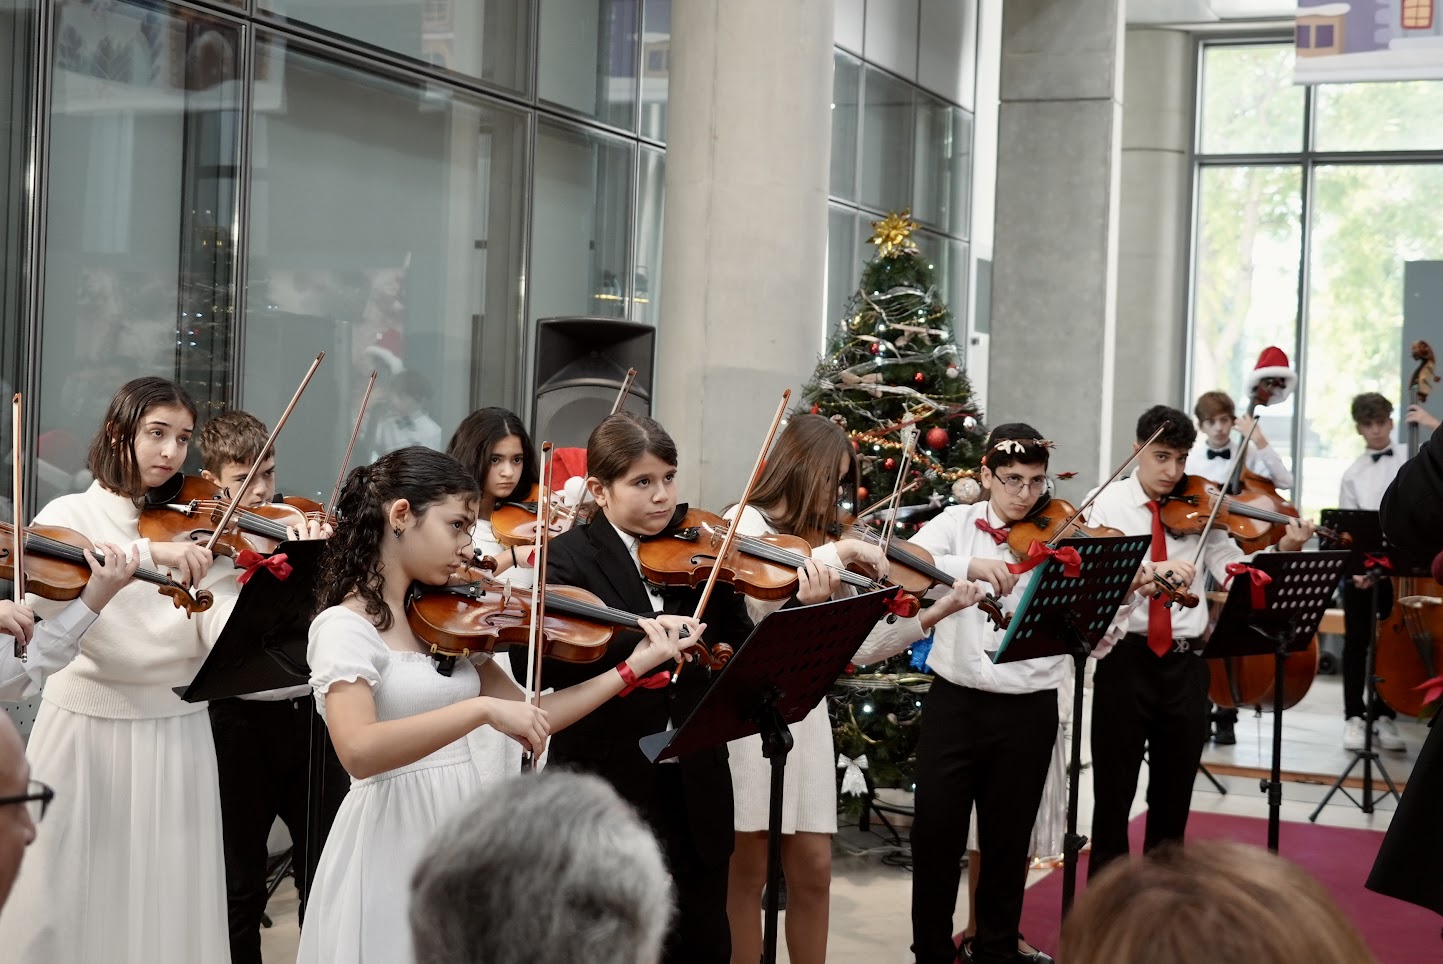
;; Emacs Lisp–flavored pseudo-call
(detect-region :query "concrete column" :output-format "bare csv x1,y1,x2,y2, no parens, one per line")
988,0,1125,484
1112,27,1193,466
656,0,834,507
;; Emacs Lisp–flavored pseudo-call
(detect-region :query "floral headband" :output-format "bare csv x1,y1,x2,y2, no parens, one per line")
980,437,1054,466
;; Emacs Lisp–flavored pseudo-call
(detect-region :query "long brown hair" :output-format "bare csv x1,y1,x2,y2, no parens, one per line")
446,407,538,505
1061,841,1375,964
742,414,856,547
86,376,199,499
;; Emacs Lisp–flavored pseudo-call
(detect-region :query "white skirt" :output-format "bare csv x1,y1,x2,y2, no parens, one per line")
298,757,484,964
0,701,228,963
466,657,524,780
729,701,838,835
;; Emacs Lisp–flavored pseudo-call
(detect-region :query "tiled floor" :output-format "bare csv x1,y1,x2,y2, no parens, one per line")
257,670,1417,963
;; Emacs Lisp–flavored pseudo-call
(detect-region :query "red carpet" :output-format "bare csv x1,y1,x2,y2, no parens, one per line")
1004,811,1441,963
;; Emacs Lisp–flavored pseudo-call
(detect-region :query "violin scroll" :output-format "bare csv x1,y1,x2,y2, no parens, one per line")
1149,571,1199,609
977,593,1013,631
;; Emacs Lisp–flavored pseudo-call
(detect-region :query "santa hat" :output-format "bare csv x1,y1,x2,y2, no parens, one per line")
1244,346,1298,406
363,327,404,375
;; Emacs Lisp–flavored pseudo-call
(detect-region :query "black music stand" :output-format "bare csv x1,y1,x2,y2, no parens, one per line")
992,534,1151,917
174,540,335,904
1310,510,1404,819
1204,551,1348,851
639,588,898,964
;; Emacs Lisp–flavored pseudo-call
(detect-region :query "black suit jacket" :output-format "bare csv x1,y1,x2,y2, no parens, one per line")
519,506,753,867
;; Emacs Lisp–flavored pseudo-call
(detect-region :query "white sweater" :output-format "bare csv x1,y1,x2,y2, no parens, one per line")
28,482,240,719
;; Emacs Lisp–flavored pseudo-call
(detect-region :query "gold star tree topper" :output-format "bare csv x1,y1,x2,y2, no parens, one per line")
868,210,920,259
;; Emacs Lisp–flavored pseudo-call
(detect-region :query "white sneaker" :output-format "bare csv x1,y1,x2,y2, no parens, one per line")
1344,716,1367,751
1374,717,1407,752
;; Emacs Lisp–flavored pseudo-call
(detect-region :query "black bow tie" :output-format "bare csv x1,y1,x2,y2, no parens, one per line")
1371,449,1393,463
1207,448,1231,460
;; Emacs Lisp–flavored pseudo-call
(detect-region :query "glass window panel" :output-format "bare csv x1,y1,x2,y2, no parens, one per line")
537,0,638,131
639,0,669,142
633,146,663,324
859,65,914,213
1314,81,1443,153
826,205,859,330
244,38,529,497
40,1,241,500
530,119,634,324
913,230,968,333
257,0,533,93
913,96,971,238
1198,43,1304,155
1190,165,1302,480
1297,164,1443,520
831,50,861,201
0,0,36,461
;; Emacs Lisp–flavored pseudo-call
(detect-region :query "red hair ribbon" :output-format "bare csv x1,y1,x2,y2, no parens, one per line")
235,550,292,586
1224,562,1270,609
1007,541,1081,579
616,661,670,697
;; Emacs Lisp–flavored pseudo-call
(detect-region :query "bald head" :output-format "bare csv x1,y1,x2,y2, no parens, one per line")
0,714,36,910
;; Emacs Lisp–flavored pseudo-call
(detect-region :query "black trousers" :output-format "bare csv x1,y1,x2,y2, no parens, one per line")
1089,635,1209,880
653,764,731,964
1342,580,1396,720
910,679,1059,964
210,696,350,964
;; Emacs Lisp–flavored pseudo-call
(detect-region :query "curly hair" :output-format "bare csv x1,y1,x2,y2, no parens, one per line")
1136,404,1197,451
314,446,480,630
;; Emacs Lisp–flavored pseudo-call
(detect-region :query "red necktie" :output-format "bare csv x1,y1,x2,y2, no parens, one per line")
1145,500,1172,657
975,518,1010,545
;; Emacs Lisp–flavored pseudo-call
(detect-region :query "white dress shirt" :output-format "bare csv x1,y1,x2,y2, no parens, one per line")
906,502,1069,694
1185,440,1293,489
1082,473,1253,640
0,599,99,701
1339,446,1402,511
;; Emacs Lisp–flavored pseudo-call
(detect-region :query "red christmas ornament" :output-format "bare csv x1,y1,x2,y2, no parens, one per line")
925,427,950,450
857,486,869,501
810,403,820,414
884,457,896,471
869,342,882,355
913,371,926,384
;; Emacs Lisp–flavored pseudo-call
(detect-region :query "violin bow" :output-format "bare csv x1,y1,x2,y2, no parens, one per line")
11,394,24,659
877,425,919,558
1185,418,1259,575
204,353,325,555
854,480,921,524
325,370,378,521
677,391,791,678
609,368,638,417
521,441,555,771
1050,421,1170,547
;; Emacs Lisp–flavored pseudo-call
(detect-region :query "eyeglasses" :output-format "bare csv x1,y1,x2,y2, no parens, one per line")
0,780,54,824
995,475,1049,496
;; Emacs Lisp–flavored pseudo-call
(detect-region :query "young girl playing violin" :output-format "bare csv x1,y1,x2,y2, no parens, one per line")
1080,405,1312,882
0,376,243,963
298,445,693,964
540,412,755,964
723,414,987,964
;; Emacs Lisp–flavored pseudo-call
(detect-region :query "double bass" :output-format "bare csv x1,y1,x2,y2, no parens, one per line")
1373,341,1443,718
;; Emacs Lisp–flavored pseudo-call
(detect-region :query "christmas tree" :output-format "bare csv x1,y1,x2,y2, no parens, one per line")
803,210,988,820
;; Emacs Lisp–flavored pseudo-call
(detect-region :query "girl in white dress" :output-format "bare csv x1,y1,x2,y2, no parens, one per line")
298,445,695,964
0,376,242,963
724,415,989,964
446,407,537,778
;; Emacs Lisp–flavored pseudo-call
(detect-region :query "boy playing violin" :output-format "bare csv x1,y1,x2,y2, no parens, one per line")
1185,390,1294,745
1081,406,1312,880
196,411,346,964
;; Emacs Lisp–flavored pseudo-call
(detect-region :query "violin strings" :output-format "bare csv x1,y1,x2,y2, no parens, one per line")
22,532,181,588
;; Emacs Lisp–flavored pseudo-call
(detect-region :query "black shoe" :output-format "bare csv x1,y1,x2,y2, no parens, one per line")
1212,719,1236,745
958,936,1054,964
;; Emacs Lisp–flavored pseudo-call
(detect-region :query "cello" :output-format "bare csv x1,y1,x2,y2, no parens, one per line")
1373,341,1443,718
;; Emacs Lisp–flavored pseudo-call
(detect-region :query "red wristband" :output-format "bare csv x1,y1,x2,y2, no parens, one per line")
616,661,670,696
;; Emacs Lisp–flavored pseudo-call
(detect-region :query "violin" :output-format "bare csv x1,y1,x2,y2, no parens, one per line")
834,523,1011,630
1157,474,1350,548
141,475,314,557
489,484,575,549
0,521,213,616
408,579,691,675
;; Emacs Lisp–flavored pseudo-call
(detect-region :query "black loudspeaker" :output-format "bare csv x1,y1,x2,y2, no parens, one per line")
533,316,654,448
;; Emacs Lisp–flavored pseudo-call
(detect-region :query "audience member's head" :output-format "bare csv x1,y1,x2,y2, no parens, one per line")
0,715,39,910
1061,840,1375,964
410,770,672,964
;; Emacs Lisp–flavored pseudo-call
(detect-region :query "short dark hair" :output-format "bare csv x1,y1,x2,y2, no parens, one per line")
1351,393,1392,424
1194,391,1236,423
1137,405,1197,451
86,377,199,498
980,422,1051,472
